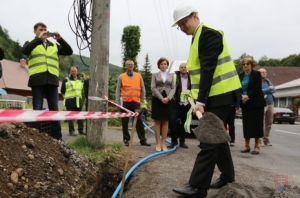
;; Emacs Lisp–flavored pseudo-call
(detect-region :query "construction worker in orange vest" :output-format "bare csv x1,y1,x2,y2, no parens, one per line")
115,60,151,147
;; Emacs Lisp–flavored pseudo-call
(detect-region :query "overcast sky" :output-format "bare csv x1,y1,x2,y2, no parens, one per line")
1,0,300,72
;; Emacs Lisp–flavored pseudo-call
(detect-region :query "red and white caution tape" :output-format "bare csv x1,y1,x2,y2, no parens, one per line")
0,110,136,123
0,96,140,123
88,96,136,114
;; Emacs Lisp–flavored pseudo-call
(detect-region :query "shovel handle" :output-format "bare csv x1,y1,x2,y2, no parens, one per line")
187,97,203,119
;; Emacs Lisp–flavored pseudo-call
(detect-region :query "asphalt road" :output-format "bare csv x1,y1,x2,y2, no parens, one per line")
233,119,300,185
62,119,300,187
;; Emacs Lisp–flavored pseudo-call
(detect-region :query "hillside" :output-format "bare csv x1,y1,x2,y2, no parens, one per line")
71,54,123,78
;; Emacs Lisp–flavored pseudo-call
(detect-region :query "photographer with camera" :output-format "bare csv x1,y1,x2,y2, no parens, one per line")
21,22,73,140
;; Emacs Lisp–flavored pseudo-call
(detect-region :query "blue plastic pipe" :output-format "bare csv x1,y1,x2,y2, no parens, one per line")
111,122,176,198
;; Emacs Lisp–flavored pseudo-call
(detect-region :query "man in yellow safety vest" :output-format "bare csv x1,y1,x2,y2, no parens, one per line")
171,4,242,198
22,22,73,140
61,66,85,136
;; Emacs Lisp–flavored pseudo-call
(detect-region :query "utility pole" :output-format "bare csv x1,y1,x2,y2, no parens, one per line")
87,0,110,146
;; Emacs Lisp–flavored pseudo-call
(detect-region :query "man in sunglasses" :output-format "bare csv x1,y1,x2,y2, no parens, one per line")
171,4,242,198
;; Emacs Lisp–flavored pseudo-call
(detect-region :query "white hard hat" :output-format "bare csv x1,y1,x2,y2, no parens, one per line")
172,4,198,27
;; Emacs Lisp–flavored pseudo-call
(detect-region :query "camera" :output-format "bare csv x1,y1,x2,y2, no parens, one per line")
47,32,55,38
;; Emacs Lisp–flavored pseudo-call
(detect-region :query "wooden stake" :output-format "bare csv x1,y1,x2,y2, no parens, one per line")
119,110,139,197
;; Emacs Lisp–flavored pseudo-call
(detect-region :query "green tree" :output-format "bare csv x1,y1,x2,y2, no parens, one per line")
108,77,117,100
233,53,257,73
12,41,24,60
121,26,141,72
58,56,75,80
258,56,281,66
280,54,300,66
141,53,152,100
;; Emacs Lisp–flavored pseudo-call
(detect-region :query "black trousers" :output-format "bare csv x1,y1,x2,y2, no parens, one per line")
226,105,236,143
121,102,147,143
66,106,84,133
189,105,234,190
170,103,190,143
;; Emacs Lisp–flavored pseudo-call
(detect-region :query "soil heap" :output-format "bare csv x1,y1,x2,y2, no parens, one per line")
0,123,125,198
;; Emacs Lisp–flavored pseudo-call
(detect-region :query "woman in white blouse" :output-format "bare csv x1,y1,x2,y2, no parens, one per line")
151,57,175,151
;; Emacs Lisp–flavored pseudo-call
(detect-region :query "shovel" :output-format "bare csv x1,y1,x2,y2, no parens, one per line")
187,97,231,144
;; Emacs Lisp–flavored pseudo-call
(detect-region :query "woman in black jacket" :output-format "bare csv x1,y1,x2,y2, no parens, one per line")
239,57,266,155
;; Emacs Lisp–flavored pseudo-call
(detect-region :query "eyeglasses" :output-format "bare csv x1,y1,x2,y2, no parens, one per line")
242,63,250,66
177,17,190,30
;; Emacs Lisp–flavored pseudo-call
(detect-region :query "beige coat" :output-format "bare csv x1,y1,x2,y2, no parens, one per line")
151,72,175,100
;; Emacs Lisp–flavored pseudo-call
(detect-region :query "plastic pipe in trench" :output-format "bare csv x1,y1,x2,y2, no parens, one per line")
111,122,176,198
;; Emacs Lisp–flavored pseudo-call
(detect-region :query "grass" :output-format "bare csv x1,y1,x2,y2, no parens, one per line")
66,136,123,162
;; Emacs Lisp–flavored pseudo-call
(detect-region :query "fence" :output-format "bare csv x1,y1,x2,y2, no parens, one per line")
0,99,26,110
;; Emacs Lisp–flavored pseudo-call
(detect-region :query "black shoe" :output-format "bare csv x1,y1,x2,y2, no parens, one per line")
141,141,151,146
180,142,188,148
124,140,129,146
167,141,178,149
210,178,228,189
173,184,207,197
240,148,250,153
79,131,86,135
251,150,259,155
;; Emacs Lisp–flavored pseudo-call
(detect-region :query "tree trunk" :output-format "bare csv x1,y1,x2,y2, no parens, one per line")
87,0,110,147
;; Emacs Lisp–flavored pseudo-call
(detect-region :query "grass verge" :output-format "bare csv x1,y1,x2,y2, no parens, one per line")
66,136,123,162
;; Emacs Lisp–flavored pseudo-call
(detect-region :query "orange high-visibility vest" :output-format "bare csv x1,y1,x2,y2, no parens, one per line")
120,72,141,103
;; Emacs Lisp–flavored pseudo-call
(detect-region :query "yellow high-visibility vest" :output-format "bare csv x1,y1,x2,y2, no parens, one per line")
187,23,241,99
63,77,83,108
28,41,59,77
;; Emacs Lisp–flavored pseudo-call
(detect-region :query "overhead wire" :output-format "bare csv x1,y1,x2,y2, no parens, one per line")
167,0,178,60
171,0,179,59
158,1,172,60
153,0,169,59
68,0,93,67
126,0,132,25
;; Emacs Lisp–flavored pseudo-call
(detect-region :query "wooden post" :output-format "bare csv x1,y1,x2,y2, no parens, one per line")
87,0,111,146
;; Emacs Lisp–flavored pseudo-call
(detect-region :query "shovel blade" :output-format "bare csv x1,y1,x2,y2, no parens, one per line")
193,112,231,144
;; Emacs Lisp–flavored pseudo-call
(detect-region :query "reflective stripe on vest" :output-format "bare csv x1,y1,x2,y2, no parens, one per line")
187,23,241,99
120,72,141,103
63,78,83,108
28,41,59,77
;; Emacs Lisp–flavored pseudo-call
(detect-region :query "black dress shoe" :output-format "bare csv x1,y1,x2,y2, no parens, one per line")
140,141,151,146
173,185,207,197
240,148,250,153
180,142,188,148
210,178,228,189
251,150,259,155
167,141,178,149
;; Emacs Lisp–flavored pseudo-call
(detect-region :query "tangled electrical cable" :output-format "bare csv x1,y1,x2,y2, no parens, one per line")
68,0,93,67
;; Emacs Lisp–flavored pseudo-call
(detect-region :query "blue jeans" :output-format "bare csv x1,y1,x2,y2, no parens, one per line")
31,85,62,140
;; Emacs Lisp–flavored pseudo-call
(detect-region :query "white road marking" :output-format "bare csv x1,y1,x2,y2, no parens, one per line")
276,130,300,136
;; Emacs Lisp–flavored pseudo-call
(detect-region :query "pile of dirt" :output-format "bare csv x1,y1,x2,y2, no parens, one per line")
0,123,126,198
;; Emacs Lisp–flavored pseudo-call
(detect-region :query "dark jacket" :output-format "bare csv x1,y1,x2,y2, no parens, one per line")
61,75,83,108
173,71,191,103
193,27,241,108
84,78,90,100
239,70,266,108
22,37,73,87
